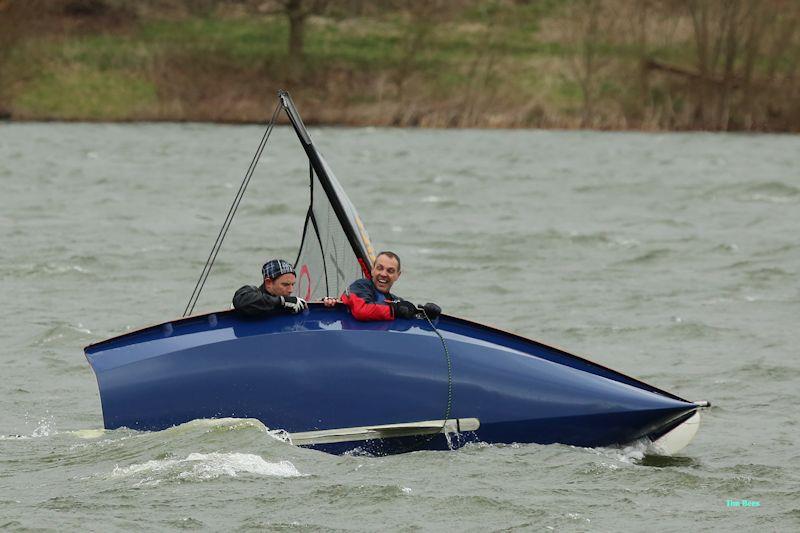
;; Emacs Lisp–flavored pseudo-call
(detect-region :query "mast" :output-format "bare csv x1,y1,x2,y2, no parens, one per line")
278,90,374,276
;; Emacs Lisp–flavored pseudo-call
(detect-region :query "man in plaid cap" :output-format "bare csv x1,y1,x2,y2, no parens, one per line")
232,259,307,316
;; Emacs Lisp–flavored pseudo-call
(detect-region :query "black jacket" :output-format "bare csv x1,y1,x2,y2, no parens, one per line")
232,284,283,316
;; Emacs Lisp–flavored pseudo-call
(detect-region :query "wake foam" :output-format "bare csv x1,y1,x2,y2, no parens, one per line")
111,452,303,485
592,439,650,464
156,417,293,444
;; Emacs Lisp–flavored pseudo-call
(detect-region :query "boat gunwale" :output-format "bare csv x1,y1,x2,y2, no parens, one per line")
441,313,689,402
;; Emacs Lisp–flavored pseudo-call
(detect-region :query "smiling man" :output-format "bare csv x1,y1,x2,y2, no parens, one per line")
331,251,441,322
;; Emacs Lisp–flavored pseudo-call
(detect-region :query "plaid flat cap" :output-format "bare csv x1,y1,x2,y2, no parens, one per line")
262,259,295,280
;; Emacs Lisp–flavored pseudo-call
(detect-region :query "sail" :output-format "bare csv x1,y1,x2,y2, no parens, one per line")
279,91,376,300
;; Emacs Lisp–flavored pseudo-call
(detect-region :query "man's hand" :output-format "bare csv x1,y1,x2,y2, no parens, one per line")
392,300,417,319
321,297,339,308
281,296,307,313
419,302,442,320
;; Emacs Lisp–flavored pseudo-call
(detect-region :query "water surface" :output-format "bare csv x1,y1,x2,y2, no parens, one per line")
1,123,798,531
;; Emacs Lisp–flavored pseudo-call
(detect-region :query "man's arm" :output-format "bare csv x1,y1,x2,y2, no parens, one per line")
232,285,282,316
340,279,394,321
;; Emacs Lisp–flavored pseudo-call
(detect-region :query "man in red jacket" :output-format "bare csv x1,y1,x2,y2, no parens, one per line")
324,251,441,321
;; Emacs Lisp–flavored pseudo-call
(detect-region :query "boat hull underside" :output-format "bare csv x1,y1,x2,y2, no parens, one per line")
85,309,697,454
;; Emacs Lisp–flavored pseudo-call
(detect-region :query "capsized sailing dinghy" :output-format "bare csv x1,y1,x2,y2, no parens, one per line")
84,91,707,455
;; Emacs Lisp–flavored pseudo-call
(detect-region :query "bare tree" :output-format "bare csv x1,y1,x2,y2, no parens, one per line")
459,1,505,126
680,0,800,130
232,0,328,64
563,0,617,127
389,0,451,101
278,0,328,63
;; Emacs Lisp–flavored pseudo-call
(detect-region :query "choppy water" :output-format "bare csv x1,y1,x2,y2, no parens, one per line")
1,123,799,531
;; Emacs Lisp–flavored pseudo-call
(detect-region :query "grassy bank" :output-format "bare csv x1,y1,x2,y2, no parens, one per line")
1,0,798,131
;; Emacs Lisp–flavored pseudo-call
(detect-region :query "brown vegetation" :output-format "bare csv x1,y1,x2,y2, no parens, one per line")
1,0,798,131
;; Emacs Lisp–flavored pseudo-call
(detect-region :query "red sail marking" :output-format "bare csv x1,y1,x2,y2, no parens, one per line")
358,258,371,279
298,264,312,300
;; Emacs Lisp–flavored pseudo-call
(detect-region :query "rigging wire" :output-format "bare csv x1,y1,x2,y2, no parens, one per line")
422,307,454,444
182,100,282,317
388,308,453,455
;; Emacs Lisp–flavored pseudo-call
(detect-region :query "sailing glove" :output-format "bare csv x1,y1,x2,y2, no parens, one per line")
392,300,418,319
420,302,442,320
281,296,307,313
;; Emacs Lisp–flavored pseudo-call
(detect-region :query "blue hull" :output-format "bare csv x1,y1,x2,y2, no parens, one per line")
85,306,697,454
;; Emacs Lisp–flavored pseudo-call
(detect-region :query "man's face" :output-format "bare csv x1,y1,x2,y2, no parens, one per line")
265,273,296,297
371,254,401,294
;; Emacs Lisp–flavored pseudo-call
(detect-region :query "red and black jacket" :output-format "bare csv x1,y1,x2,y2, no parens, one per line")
340,278,403,321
